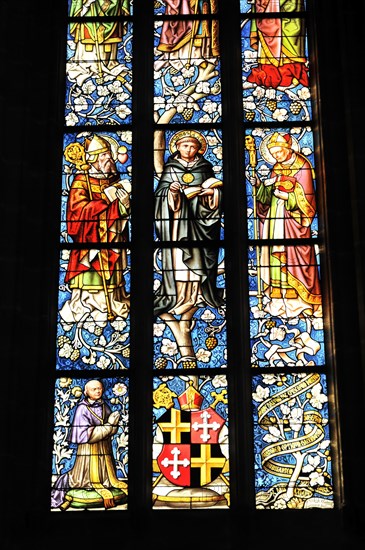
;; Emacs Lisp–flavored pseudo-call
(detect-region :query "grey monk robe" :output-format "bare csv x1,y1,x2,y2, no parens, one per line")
154,151,224,316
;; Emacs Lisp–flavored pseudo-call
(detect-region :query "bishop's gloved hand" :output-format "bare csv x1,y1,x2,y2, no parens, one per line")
248,175,260,187
116,187,130,210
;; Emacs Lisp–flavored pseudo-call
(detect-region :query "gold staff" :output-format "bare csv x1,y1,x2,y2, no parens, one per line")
245,135,263,310
64,141,115,321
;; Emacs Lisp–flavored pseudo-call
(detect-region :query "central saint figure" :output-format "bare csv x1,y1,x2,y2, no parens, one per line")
154,130,224,317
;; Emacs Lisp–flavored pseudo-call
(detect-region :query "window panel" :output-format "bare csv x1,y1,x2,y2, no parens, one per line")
51,376,129,511
50,0,340,518
154,0,219,17
68,0,133,17
154,17,221,125
61,131,132,244
57,247,131,370
154,246,225,369
240,0,307,15
241,7,311,123
245,128,318,241
154,128,224,240
247,243,324,368
252,372,334,509
153,374,229,509
65,20,133,125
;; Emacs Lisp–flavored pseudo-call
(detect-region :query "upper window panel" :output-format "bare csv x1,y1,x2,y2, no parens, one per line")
154,5,220,124
241,1,311,122
154,0,219,17
66,2,132,125
68,0,133,17
240,0,306,14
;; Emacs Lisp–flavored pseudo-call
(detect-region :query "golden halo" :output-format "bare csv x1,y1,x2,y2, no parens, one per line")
169,130,207,156
259,132,300,165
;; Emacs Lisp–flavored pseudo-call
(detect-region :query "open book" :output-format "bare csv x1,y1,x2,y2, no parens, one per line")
104,179,132,202
182,177,223,199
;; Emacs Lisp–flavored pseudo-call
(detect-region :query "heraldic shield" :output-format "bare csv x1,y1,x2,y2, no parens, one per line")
153,402,230,508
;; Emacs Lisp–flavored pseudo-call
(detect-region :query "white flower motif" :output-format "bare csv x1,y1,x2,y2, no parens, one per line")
58,342,73,358
303,454,321,473
290,127,302,135
309,383,328,409
111,318,127,331
265,88,276,100
213,145,223,159
199,113,213,123
270,326,286,341
243,49,257,65
181,66,195,78
108,80,123,93
312,317,323,330
82,81,96,95
302,146,312,156
243,96,256,111
253,86,266,99
116,105,132,119
309,470,325,487
212,375,227,388
252,384,270,402
280,404,291,416
289,407,303,432
319,439,331,451
96,85,109,97
298,87,311,100
206,135,219,146
113,382,128,397
118,131,132,144
272,108,288,121
97,355,111,369
171,74,185,87
161,338,178,356
251,305,267,319
263,425,281,443
83,318,97,333
196,348,211,362
202,99,218,114
65,112,79,126
154,322,166,337
262,374,281,385
196,81,211,94
201,308,216,322
116,92,130,103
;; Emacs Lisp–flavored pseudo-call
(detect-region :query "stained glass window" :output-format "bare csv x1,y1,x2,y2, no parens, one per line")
51,0,338,514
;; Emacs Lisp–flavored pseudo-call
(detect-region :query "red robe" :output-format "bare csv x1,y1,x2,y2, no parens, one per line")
65,172,127,285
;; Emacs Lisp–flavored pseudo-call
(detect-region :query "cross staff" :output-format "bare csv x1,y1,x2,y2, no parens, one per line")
245,135,263,310
64,141,116,321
